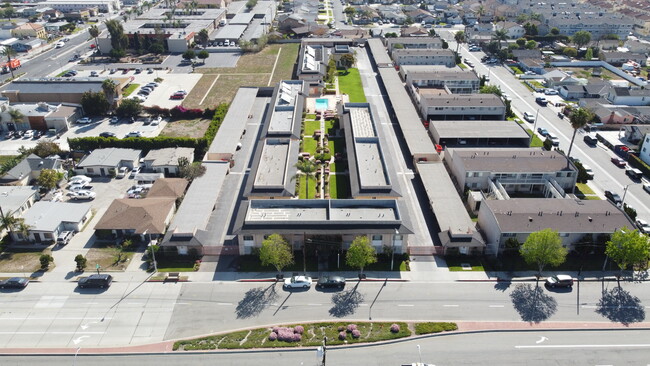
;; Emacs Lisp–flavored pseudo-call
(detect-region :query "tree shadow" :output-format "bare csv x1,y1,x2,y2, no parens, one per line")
329,282,364,318
235,283,278,319
596,285,645,325
494,280,511,292
632,270,649,283
509,283,557,323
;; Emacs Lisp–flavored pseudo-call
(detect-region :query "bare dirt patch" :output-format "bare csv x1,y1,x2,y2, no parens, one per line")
160,118,211,138
0,248,52,273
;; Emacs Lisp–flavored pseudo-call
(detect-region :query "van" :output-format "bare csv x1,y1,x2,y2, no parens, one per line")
626,167,643,180
535,97,548,106
583,134,598,146
57,231,74,246
77,274,113,289
582,164,595,180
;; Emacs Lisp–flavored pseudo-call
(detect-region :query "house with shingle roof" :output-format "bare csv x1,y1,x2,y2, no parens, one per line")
0,154,62,186
94,198,177,239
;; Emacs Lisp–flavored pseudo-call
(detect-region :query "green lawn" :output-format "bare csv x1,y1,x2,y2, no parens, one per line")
329,161,346,173
510,66,523,74
458,63,467,70
338,68,367,103
328,137,345,154
155,258,196,272
575,183,600,200
306,113,316,120
298,175,317,199
444,256,486,272
302,137,318,155
235,253,318,272
525,129,544,147
304,120,320,136
0,155,17,166
122,83,140,97
324,118,339,135
329,174,350,199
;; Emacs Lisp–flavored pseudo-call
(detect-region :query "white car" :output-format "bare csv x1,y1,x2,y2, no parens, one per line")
644,183,650,194
130,166,141,178
283,275,312,289
544,88,558,95
125,131,143,138
116,166,128,178
151,116,162,126
68,175,91,185
70,190,96,200
523,112,535,123
636,219,650,234
76,117,92,124
68,184,92,192
23,130,34,138
174,90,188,95
502,93,512,102
55,42,65,48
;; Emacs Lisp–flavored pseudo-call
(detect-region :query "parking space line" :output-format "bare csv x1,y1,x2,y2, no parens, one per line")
267,47,282,86
198,74,220,106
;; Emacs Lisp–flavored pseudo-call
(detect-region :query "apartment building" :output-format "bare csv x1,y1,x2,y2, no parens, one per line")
418,92,506,121
391,48,455,67
401,65,480,94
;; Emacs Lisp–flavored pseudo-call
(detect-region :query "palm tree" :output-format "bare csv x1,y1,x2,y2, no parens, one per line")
454,30,466,53
476,5,485,23
88,25,101,54
492,28,509,50
0,211,22,240
17,222,31,241
102,79,118,108
294,160,318,199
8,108,24,126
1,45,17,79
197,29,210,48
566,108,592,165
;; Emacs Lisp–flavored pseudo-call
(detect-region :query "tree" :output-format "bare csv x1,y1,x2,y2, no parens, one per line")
143,33,152,50
584,47,593,60
182,49,196,62
404,16,414,26
81,91,110,116
339,53,355,70
75,254,87,272
480,84,502,96
37,169,62,190
516,14,528,24
525,40,538,49
476,5,485,23
563,47,577,58
102,79,118,108
343,6,356,18
178,160,206,182
88,25,101,54
32,141,62,158
550,27,560,35
3,5,14,20
0,211,22,239
8,108,23,125
1,45,17,79
384,32,398,38
441,39,449,49
519,229,568,276
492,28,508,49
393,43,404,49
245,0,257,10
149,42,164,54
346,236,377,275
326,58,336,83
523,22,538,36
197,28,209,48
566,108,591,165
516,37,526,48
197,50,209,64
132,32,142,51
572,30,592,48
105,19,128,52
39,254,53,269
601,33,619,40
294,160,317,198
115,98,142,117
259,233,294,275
606,227,650,278
454,30,465,53
109,48,126,60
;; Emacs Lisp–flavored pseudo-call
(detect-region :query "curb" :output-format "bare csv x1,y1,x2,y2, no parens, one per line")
456,277,635,283
237,278,409,283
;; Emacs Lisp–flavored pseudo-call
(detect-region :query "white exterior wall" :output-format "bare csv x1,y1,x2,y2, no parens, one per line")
639,134,650,165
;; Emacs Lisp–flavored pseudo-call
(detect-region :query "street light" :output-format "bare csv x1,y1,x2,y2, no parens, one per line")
530,107,540,146
391,229,399,271
620,183,637,208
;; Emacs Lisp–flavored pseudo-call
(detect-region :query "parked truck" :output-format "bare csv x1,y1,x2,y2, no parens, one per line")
1,59,21,74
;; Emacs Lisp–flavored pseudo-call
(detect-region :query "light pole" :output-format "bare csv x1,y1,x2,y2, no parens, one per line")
530,107,540,146
417,344,422,364
391,229,399,271
73,347,80,366
620,183,637,207
148,240,158,273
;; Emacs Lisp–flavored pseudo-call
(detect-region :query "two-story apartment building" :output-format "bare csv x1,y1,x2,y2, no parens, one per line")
401,66,480,94
383,36,443,53
444,148,578,195
417,92,506,121
391,48,455,67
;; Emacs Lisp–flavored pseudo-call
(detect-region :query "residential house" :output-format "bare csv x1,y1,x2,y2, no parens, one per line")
517,58,546,74
606,87,650,106
0,154,62,186
478,198,634,255
602,51,647,67
405,9,436,24
444,148,578,194
495,21,525,39
147,178,189,199
623,125,650,146
94,198,177,239
16,201,92,243
541,11,634,39
36,0,121,13
391,49,455,67
400,27,429,37
379,10,406,24
11,23,47,39
142,147,194,176
558,83,609,101
0,185,39,217
0,23,17,39
511,49,542,61
637,133,650,165
625,37,650,54
277,14,306,33
76,148,141,177
297,44,329,95
586,103,650,125
543,70,581,89
11,38,44,52
429,120,530,148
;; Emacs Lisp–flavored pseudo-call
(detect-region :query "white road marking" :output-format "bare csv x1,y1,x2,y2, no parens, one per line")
216,302,232,306
397,304,414,307
0,331,104,335
359,304,369,306
443,304,459,307
516,344,650,349
536,336,549,344
175,302,191,305
0,317,109,321
308,303,321,306
83,302,99,305
35,295,68,309
489,305,504,308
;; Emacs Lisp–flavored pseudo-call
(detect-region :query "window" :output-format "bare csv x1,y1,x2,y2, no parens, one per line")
559,233,569,237
394,234,403,240
243,235,253,241
263,235,270,240
87,168,94,173
502,233,516,237
372,235,382,241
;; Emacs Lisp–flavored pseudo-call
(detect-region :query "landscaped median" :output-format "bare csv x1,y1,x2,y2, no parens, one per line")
173,321,457,351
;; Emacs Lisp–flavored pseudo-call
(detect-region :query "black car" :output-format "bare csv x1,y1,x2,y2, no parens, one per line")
604,190,622,205
78,274,113,289
545,275,573,288
0,277,29,289
316,275,346,289
99,132,117,138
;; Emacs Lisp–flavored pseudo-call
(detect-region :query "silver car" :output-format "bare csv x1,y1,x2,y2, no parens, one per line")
283,275,312,289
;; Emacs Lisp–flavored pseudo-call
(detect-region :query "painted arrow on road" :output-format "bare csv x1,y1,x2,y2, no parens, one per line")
73,335,90,345
536,336,549,344
80,321,98,330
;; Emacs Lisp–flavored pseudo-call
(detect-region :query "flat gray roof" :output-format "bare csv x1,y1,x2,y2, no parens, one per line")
430,120,530,139
253,139,291,189
368,38,393,65
448,148,576,173
0,186,38,215
230,12,254,24
167,161,229,235
346,105,390,189
403,67,480,81
78,148,141,168
420,93,504,107
268,81,303,135
215,24,248,40
378,67,439,158
206,87,259,160
23,201,91,232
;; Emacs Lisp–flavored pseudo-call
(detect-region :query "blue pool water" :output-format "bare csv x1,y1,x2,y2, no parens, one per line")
315,98,329,111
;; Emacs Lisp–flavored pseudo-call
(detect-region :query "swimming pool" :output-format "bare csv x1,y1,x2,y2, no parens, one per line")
315,98,329,111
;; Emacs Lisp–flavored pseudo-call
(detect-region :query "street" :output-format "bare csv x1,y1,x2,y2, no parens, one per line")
2,329,650,365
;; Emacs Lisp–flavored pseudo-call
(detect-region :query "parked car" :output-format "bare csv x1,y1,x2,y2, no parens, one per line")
90,71,99,77
170,93,185,100
175,90,188,95
109,116,119,124
583,134,597,146
545,275,573,288
544,88,558,95
68,184,93,192
69,175,91,184
283,275,312,289
151,116,162,126
147,68,154,74
55,42,65,48
502,93,512,102
129,166,141,178
537,127,549,136
582,164,594,180
125,131,143,138
78,274,113,289
4,131,14,139
135,68,142,74
23,130,34,138
636,219,650,234
137,89,151,96
535,97,548,106
604,190,622,205
57,231,74,245
76,117,92,124
99,132,116,138
0,277,29,289
523,112,535,123
109,69,117,74
316,276,345,289
611,157,627,168
70,190,96,200
644,183,650,194
547,134,560,146
146,82,159,88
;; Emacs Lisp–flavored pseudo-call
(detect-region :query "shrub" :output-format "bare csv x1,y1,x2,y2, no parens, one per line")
74,254,87,271
273,327,301,342
346,324,357,332
337,326,345,332
390,324,400,333
414,322,458,335
169,105,204,119
294,325,304,334
351,329,361,338
268,332,278,341
39,254,53,269
338,331,347,340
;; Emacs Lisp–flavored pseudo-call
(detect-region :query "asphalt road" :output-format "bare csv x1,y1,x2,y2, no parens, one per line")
3,329,650,366
444,35,650,224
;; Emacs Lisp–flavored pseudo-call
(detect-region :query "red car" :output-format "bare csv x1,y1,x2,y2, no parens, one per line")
611,157,626,168
170,93,185,100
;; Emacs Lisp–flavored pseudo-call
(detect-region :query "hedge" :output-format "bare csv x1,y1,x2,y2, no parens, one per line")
414,322,458,335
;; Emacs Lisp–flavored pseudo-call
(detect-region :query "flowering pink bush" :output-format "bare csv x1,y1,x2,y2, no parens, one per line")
292,333,302,342
351,330,361,338
268,332,278,341
337,326,345,332
338,331,347,340
272,326,280,333
294,326,304,334
390,324,400,333
346,324,357,332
